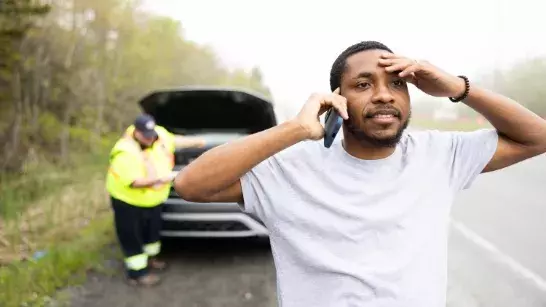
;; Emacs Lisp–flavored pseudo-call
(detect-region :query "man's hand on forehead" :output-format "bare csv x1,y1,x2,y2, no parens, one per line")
377,53,420,84
377,52,465,98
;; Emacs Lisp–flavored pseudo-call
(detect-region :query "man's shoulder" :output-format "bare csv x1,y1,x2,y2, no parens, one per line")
402,128,498,153
282,139,323,156
399,129,459,153
110,136,139,155
155,125,173,137
263,140,325,167
404,128,496,141
404,128,460,141
405,128,449,137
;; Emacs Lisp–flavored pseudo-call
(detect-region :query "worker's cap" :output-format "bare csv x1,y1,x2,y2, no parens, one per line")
134,114,158,139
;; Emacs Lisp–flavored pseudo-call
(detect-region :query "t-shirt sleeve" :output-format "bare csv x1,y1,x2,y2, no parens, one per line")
445,128,499,190
238,154,285,222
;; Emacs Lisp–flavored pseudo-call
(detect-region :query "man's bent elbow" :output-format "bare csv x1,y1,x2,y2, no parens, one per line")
173,174,207,202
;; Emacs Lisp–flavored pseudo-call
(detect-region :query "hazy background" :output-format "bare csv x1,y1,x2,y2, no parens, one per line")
146,0,546,118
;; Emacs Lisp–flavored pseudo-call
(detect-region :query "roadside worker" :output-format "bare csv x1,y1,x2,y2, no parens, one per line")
106,114,205,287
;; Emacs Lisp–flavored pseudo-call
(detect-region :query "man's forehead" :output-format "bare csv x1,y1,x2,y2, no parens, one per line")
345,49,389,75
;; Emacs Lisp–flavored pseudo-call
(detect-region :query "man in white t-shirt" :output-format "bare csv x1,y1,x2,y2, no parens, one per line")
173,41,546,307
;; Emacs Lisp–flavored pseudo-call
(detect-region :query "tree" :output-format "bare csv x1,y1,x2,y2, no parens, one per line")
0,0,274,174
0,0,50,171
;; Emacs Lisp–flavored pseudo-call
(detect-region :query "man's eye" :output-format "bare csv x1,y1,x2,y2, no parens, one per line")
356,82,370,89
393,79,405,87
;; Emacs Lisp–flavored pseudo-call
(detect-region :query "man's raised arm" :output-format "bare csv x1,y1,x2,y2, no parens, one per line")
173,90,349,203
173,135,206,149
462,86,546,172
379,52,546,173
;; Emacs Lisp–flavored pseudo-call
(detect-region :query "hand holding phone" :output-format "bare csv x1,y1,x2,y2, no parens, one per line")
295,87,348,143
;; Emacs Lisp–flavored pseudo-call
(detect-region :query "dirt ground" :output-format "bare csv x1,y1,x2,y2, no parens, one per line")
64,238,278,307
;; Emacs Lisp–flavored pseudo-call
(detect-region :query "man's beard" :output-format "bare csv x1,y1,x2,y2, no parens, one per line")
345,110,411,148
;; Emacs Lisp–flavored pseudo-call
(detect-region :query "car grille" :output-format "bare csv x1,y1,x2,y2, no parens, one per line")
162,220,250,232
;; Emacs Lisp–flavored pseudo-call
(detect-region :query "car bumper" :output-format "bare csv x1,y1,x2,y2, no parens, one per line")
160,197,269,238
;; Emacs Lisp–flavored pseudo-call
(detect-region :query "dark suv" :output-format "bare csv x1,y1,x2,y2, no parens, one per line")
138,86,277,238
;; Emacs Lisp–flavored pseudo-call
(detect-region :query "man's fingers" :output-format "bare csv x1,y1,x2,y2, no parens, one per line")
322,95,348,120
332,96,349,120
380,57,422,80
378,58,392,66
327,88,348,119
403,73,418,85
312,91,348,120
384,62,410,73
399,64,420,78
334,101,349,120
380,52,397,59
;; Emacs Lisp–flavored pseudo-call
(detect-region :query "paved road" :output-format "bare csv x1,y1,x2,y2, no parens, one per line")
447,153,546,306
65,155,546,307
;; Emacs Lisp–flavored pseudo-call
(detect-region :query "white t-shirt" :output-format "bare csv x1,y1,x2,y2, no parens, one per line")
240,129,499,307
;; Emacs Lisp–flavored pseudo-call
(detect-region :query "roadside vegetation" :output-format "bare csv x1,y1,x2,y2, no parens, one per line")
0,0,271,306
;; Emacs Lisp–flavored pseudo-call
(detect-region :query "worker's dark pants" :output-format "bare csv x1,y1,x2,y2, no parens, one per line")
110,196,163,279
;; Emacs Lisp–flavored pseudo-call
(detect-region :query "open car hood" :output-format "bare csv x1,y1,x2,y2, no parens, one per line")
138,86,277,135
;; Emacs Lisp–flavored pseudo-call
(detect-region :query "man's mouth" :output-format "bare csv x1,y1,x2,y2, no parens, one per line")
366,110,400,124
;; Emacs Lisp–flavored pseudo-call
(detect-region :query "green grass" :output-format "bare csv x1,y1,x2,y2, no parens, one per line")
0,141,120,306
0,151,109,220
1,166,112,258
0,215,116,307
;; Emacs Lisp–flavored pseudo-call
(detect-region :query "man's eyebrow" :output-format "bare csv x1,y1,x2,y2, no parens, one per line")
352,72,373,79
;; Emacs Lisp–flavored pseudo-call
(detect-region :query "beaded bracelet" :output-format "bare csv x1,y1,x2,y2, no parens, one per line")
449,75,470,103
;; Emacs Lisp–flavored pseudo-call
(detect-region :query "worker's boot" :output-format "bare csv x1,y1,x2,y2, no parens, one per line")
149,257,167,271
128,273,161,287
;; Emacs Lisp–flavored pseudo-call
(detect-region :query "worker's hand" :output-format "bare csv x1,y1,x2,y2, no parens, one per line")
159,174,176,184
151,175,175,187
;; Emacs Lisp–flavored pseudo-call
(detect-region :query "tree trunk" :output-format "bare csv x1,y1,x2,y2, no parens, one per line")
59,0,80,162
30,45,45,134
59,98,71,161
93,72,105,149
1,68,23,172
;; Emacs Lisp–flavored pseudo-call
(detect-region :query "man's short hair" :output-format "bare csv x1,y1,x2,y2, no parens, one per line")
329,41,393,91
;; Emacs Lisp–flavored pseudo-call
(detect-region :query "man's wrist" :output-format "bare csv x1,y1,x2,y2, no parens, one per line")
285,119,312,142
450,76,467,98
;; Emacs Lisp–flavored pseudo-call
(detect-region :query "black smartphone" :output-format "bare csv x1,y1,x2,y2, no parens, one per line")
323,108,343,148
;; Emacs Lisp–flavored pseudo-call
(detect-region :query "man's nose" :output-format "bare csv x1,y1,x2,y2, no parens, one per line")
371,84,395,104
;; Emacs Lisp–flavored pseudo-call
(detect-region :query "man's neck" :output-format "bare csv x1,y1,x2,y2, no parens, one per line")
341,133,396,160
